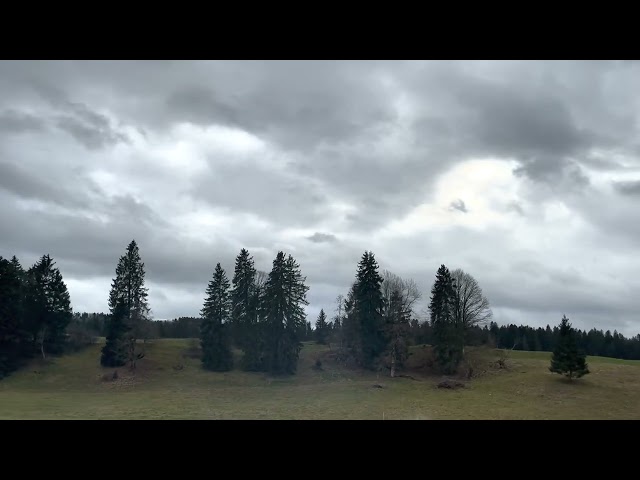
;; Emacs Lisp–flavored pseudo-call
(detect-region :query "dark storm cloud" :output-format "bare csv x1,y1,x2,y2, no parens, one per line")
459,84,587,157
306,232,337,243
162,62,398,152
1,60,640,335
404,66,601,190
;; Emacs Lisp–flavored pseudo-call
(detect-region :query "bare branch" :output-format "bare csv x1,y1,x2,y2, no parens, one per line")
254,270,268,288
381,269,422,318
451,268,493,331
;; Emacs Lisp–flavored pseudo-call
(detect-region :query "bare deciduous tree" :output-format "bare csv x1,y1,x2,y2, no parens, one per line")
332,294,345,348
381,271,420,377
254,270,268,289
381,270,421,317
451,268,492,334
334,294,344,321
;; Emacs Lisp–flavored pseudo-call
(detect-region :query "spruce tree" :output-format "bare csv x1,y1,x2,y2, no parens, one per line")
230,249,257,348
240,270,265,371
315,309,328,344
231,249,266,371
351,251,385,369
0,256,26,376
429,264,462,374
306,321,313,340
101,299,129,366
101,240,149,368
549,315,589,380
24,255,73,359
200,263,233,371
241,275,265,371
261,252,309,374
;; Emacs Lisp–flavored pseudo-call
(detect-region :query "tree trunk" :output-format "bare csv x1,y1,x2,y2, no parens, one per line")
129,338,136,370
40,327,47,360
390,345,396,378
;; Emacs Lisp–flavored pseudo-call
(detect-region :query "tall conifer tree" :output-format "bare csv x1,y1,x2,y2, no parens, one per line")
200,263,233,371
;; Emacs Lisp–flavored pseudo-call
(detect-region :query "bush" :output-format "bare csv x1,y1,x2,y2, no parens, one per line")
495,349,510,369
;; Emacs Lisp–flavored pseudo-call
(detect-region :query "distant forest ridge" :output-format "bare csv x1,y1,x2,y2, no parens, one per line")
73,312,640,361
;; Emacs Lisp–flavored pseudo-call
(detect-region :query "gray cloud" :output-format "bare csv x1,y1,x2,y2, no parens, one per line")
165,86,241,127
513,156,590,189
0,109,45,134
507,201,525,216
614,180,640,195
306,232,337,243
54,115,124,149
192,160,328,227
53,100,129,149
0,161,75,206
1,61,640,336
449,199,468,213
163,62,398,152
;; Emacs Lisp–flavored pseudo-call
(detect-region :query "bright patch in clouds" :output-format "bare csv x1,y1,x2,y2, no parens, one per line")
382,159,521,236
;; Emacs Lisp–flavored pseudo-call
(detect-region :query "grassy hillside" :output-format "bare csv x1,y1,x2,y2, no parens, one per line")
0,339,638,419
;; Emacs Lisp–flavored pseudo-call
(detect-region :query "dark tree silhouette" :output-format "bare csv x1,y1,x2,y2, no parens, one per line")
429,264,462,374
315,309,328,344
230,248,256,349
200,263,233,371
261,252,309,374
348,251,385,369
549,315,589,380
25,255,72,359
0,256,27,377
101,240,149,369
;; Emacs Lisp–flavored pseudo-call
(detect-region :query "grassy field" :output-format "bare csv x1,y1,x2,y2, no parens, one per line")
1,339,639,419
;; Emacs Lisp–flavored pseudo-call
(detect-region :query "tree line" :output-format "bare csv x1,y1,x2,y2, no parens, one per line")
483,321,640,360
69,314,317,342
3,240,640,381
71,308,640,363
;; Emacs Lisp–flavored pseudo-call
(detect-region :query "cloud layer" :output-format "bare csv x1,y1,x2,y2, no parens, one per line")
1,60,639,335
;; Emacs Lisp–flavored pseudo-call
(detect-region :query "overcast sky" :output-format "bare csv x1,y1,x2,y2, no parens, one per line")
1,60,639,336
